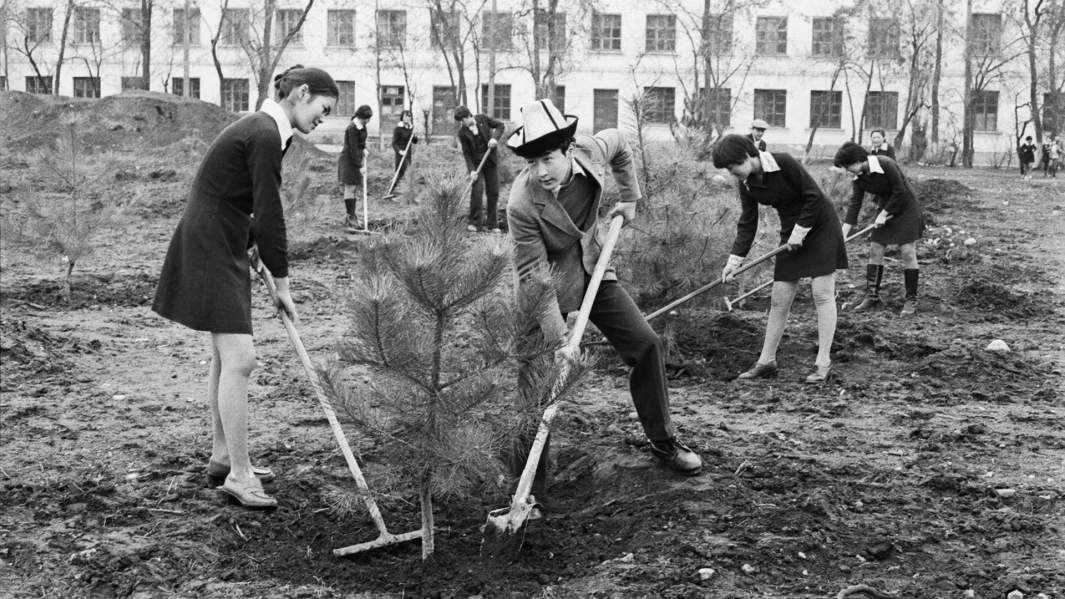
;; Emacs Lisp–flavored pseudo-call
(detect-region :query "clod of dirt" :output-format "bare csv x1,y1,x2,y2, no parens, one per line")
914,178,973,214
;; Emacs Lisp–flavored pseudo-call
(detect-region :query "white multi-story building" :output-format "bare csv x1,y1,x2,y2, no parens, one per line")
1,0,1060,161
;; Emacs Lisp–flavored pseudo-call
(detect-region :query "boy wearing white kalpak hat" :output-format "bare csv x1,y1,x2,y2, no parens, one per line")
505,99,702,493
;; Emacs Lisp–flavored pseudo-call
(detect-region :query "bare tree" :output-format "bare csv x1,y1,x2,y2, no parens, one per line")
893,0,939,153
1015,0,1052,141
243,0,315,110
427,0,488,109
961,5,1025,166
207,0,232,94
1044,0,1065,135
53,0,76,95
510,0,591,103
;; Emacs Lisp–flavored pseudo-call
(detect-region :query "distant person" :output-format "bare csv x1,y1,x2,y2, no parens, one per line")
869,129,896,160
1048,134,1062,178
834,141,924,316
747,119,768,151
152,66,339,509
1018,136,1036,178
338,104,372,229
390,109,418,192
714,134,847,384
455,105,505,232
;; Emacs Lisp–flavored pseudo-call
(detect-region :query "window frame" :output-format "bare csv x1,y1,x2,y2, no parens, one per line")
811,17,843,58
26,8,54,44
326,9,356,47
480,83,512,120
645,14,676,53
172,8,201,46
221,78,250,112
864,90,899,130
755,16,788,56
642,86,676,124
809,90,842,129
376,9,407,49
753,88,787,127
590,12,622,52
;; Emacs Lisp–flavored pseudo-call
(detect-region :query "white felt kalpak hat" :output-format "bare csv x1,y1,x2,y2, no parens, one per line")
506,98,579,158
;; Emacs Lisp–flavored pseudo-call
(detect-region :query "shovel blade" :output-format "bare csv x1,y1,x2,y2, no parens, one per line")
333,529,423,556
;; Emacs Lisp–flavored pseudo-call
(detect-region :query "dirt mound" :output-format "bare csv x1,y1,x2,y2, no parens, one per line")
914,178,973,213
0,90,238,153
954,279,1043,319
668,309,762,378
1,272,158,309
0,318,98,377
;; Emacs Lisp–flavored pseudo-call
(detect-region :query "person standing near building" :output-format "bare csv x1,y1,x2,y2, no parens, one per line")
338,104,372,229
152,66,339,509
1048,134,1062,178
1018,136,1037,178
747,119,768,151
390,109,419,192
834,141,924,316
505,99,703,494
714,134,847,384
455,105,505,232
869,129,896,160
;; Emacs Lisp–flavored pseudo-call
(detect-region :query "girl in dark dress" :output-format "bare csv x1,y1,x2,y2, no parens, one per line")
338,104,372,229
834,142,923,316
713,134,847,383
869,129,896,160
390,109,418,190
153,66,338,508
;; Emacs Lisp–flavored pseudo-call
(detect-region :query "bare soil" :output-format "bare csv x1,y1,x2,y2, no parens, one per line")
1,93,1063,599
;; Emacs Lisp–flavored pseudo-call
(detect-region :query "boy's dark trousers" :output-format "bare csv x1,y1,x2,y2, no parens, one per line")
393,152,411,184
469,161,500,229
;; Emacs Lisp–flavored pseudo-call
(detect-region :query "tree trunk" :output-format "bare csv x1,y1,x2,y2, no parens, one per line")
961,0,974,168
140,0,152,86
419,470,435,559
930,0,944,147
1024,0,1043,142
211,0,231,105
54,0,75,96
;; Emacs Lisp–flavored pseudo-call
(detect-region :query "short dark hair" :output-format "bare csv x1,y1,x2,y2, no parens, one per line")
453,105,472,121
273,65,339,100
871,128,887,137
401,109,413,119
354,105,373,119
1025,135,1033,140
712,134,759,169
833,141,869,167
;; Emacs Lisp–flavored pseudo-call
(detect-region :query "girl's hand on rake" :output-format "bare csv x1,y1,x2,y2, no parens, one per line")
272,277,300,323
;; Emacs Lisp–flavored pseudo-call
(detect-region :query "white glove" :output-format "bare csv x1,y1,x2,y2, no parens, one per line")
399,150,406,156
469,170,478,181
721,254,744,282
786,225,811,250
487,138,499,148
842,223,853,238
874,210,891,227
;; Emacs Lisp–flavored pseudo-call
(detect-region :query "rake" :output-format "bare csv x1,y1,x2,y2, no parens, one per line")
252,253,421,555
382,126,417,200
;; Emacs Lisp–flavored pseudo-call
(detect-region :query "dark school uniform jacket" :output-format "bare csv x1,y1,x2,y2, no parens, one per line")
844,155,923,245
1018,143,1036,163
732,152,846,281
392,123,419,157
745,133,767,151
870,143,896,160
338,120,368,184
457,114,505,171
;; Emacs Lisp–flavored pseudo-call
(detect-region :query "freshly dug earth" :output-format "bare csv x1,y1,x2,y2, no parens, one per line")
1,94,1064,599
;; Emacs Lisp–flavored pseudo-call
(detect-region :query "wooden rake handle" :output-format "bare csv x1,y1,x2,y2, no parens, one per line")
252,253,392,536
460,146,494,198
385,127,417,196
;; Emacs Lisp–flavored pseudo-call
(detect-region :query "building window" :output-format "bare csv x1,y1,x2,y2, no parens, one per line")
26,8,53,43
73,7,100,44
704,13,733,55
973,90,998,131
590,13,621,52
553,86,566,113
221,9,249,46
645,14,675,52
810,90,842,128
868,18,898,58
534,10,566,52
811,17,843,58
221,78,249,112
642,86,676,123
430,9,458,49
969,13,1001,56
276,9,304,44
121,8,141,45
335,81,356,116
122,76,147,91
754,89,787,127
173,8,201,46
593,88,619,132
480,83,511,120
377,10,406,49
482,12,513,51
72,77,100,98
172,77,200,98
26,76,53,94
380,85,405,124
864,91,898,130
755,16,787,55
704,87,731,127
0,77,7,91
327,10,355,47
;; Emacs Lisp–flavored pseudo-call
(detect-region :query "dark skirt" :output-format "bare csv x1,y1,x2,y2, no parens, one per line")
338,157,363,186
152,196,254,334
774,201,848,281
869,197,923,245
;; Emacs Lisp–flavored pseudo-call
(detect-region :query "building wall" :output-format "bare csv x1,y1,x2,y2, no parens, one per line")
0,0,1046,161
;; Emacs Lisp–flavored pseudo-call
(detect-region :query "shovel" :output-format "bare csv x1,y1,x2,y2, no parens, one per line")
382,127,417,200
251,253,421,555
483,214,626,539
461,146,494,201
722,223,877,311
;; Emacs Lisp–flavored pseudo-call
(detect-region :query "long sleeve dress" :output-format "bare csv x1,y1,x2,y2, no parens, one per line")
843,155,923,246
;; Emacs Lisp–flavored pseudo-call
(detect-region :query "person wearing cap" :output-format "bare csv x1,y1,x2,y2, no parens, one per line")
338,104,372,229
713,134,847,384
1018,135,1036,178
506,98,703,490
868,129,896,160
747,119,768,151
834,141,923,316
454,106,506,232
390,109,419,191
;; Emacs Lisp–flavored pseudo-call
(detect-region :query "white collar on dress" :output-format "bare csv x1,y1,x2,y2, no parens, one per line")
259,98,293,150
868,155,885,174
759,151,780,173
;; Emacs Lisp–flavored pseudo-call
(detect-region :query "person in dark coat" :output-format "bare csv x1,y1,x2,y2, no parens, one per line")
153,66,338,508
834,141,924,316
389,109,419,192
713,134,847,384
1019,136,1037,178
869,129,896,160
746,118,768,151
454,105,505,232
338,104,372,229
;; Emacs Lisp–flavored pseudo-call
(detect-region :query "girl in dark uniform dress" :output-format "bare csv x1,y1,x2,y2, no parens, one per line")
390,109,418,189
713,134,847,384
338,104,372,229
834,142,924,316
152,66,338,508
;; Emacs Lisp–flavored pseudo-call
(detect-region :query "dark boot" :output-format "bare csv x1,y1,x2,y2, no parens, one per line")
854,264,883,311
900,269,919,315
